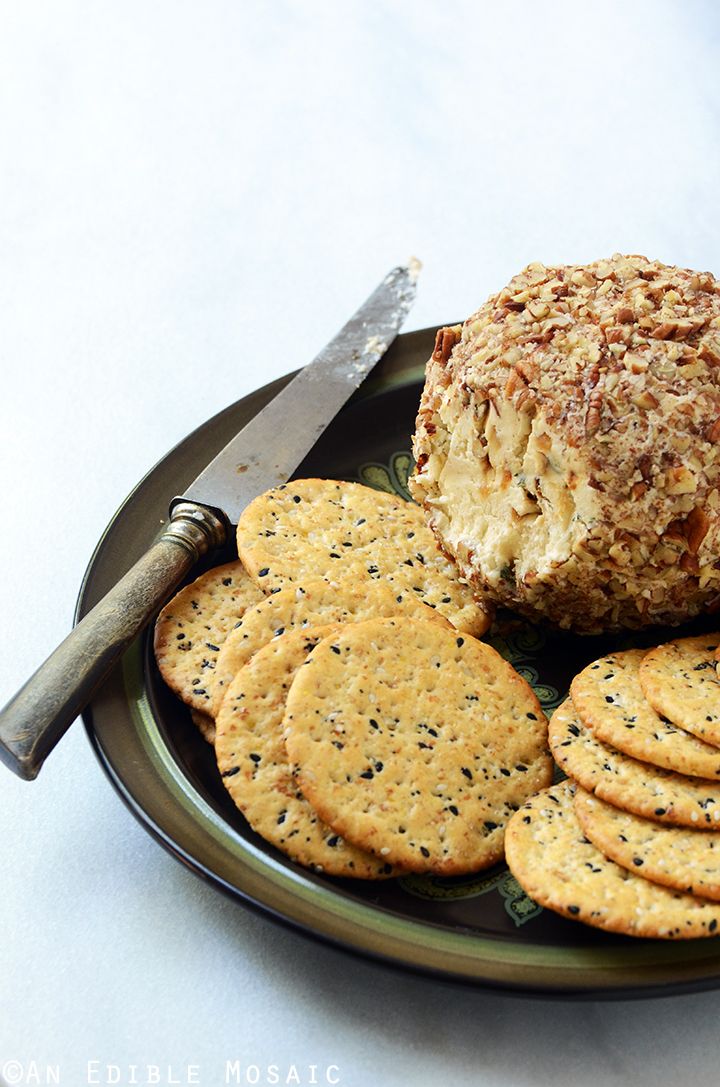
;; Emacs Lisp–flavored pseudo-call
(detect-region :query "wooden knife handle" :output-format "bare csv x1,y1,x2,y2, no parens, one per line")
0,502,227,780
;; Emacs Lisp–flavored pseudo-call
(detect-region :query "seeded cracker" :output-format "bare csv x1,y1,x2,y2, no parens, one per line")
214,625,396,878
548,699,720,828
639,634,720,747
236,479,491,636
573,785,720,901
505,782,720,938
210,576,451,717
283,617,552,875
153,560,264,717
570,648,720,778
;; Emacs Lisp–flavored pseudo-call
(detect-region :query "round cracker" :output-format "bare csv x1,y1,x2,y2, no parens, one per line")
236,478,491,636
574,785,720,901
570,649,720,778
639,634,720,748
214,624,396,878
549,698,720,827
153,560,264,713
283,617,552,876
505,782,720,939
210,576,452,716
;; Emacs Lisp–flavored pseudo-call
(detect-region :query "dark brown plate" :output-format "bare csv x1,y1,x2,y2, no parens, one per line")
79,328,720,998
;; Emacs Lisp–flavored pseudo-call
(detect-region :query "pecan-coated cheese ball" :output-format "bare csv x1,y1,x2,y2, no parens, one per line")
411,255,720,633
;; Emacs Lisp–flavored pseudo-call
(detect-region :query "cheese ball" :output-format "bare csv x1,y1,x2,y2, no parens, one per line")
411,255,720,633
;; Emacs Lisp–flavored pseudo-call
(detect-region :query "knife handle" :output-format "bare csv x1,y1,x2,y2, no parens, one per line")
0,502,227,781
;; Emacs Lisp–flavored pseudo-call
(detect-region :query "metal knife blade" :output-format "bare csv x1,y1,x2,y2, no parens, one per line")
180,263,418,523
0,263,420,779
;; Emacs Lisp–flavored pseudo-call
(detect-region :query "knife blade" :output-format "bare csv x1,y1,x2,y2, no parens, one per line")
0,264,419,780
182,263,418,523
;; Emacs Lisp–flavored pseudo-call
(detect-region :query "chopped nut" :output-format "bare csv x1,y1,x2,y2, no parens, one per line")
679,552,700,574
649,321,678,340
666,466,698,495
699,339,720,366
685,507,710,554
632,390,659,410
595,262,615,280
433,326,461,365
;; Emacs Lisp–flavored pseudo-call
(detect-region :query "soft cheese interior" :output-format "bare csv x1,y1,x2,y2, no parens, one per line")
423,388,596,591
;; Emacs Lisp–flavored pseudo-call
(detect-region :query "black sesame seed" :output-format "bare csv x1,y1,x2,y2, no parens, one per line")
456,637,464,647
419,846,430,858
567,905,580,915
527,713,537,721
221,767,240,778
461,767,472,780
257,567,270,577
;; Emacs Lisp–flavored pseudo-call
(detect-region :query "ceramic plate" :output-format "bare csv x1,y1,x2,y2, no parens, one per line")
79,328,720,998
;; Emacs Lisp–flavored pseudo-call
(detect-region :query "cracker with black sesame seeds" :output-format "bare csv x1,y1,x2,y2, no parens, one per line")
235,478,491,636
153,560,265,716
639,634,720,748
573,784,720,901
548,699,720,828
210,576,452,717
283,617,552,876
505,782,720,939
570,649,720,779
214,624,397,878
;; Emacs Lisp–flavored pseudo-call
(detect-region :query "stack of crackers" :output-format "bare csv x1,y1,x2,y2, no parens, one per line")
506,636,720,939
154,478,553,878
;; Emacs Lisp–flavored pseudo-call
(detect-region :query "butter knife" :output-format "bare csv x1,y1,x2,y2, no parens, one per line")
0,264,418,780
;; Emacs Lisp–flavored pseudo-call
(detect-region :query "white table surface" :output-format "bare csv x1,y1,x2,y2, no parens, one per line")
3,1,720,1084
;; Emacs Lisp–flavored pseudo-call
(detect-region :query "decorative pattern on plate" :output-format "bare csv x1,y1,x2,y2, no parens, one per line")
487,619,562,712
356,451,414,501
399,870,541,927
